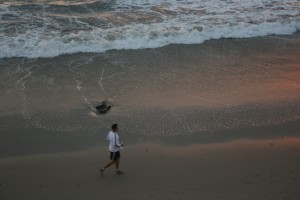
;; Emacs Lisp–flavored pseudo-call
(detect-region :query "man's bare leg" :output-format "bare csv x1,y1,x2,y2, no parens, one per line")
115,158,120,170
104,160,115,169
100,160,115,175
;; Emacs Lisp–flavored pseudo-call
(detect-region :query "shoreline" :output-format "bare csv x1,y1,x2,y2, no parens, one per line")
1,32,300,157
1,31,299,60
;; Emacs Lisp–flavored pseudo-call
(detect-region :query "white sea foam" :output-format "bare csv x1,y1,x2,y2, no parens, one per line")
76,80,82,91
0,0,299,58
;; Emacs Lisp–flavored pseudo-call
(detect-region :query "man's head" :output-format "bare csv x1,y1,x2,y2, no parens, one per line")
112,123,118,132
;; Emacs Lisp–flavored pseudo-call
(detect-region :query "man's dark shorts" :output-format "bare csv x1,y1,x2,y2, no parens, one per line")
110,151,120,161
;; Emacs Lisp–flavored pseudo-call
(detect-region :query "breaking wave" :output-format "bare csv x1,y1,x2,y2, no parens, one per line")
0,0,299,58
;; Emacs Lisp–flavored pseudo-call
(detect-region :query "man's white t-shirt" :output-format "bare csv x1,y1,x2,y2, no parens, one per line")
107,131,121,152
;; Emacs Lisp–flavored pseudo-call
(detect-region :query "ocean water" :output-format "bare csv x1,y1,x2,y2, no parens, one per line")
0,0,299,58
0,0,300,137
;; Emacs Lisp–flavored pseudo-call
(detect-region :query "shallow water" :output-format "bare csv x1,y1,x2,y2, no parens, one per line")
1,35,300,136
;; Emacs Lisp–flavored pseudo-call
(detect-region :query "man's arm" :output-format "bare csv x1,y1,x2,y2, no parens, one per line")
115,134,123,147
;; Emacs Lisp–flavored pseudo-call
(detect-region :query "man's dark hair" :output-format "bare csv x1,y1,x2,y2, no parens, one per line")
112,123,118,130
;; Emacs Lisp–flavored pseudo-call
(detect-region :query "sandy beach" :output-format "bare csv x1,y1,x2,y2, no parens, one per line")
1,33,300,199
1,118,300,200
1,0,300,199
1,128,300,200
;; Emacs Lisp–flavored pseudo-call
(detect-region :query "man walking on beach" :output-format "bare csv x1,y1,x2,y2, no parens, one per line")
100,123,124,175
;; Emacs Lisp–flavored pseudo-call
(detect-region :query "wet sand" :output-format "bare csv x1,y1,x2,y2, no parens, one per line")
1,34,300,138
1,133,300,200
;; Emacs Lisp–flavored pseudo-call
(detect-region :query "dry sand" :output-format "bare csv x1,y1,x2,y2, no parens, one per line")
1,136,299,200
